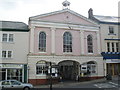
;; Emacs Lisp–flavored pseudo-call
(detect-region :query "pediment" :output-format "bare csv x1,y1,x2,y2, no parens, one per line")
30,9,97,26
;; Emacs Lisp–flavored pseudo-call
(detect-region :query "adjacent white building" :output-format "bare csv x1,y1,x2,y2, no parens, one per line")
88,8,120,76
0,21,29,83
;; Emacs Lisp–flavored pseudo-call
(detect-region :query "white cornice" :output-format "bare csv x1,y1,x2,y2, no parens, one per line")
29,9,98,26
30,20,99,31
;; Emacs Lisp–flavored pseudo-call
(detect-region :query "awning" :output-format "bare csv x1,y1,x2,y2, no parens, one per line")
101,52,120,59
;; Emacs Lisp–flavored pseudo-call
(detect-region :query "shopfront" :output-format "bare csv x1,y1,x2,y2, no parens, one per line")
101,52,120,76
0,64,28,83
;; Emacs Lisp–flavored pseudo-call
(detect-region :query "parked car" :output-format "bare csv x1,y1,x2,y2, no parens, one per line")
0,80,33,90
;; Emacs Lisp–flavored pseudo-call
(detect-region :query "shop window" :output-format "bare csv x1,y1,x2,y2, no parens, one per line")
87,61,97,75
87,35,93,53
39,32,46,52
36,61,48,75
63,32,72,52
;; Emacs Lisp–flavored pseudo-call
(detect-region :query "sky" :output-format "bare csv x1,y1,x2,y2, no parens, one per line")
0,0,119,24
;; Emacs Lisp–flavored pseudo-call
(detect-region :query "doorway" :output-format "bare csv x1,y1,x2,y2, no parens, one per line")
58,60,80,81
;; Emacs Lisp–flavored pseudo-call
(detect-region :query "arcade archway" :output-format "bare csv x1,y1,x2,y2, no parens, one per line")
58,60,80,81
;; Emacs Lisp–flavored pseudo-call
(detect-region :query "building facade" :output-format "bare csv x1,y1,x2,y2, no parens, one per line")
0,21,29,83
28,8,104,85
88,8,120,76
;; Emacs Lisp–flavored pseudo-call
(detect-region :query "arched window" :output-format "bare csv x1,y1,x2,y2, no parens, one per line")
36,60,48,75
63,32,72,52
39,32,46,52
87,61,97,75
87,35,93,53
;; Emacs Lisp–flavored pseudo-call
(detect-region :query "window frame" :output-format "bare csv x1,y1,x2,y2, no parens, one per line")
87,35,93,53
39,32,46,52
2,50,13,59
63,32,72,53
36,61,48,76
2,33,14,42
109,26,114,34
107,42,110,52
111,42,115,52
116,43,119,52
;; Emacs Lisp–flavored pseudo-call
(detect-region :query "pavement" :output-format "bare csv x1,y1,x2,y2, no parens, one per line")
34,77,107,88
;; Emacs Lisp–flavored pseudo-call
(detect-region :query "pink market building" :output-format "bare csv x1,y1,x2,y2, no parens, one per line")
28,1,104,85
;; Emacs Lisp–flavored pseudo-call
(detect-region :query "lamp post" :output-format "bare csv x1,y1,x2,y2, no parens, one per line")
49,62,52,90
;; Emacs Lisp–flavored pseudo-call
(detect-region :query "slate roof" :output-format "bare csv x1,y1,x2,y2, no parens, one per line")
0,21,29,31
93,15,120,23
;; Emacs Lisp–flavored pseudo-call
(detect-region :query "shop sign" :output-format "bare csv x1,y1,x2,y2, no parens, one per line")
0,64,23,68
106,59,120,63
81,65,87,72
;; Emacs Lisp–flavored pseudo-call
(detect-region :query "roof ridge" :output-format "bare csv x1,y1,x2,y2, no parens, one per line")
94,15,120,18
0,20,27,25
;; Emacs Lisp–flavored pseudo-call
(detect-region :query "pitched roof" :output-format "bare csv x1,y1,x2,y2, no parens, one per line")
93,15,120,23
29,9,98,25
0,21,29,31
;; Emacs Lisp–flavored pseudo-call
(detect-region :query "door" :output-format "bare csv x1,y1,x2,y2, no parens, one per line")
1,69,6,80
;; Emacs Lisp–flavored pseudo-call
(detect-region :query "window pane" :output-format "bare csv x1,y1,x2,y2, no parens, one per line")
87,35,93,53
8,51,12,58
9,34,14,42
63,32,72,52
116,43,119,52
109,26,114,34
2,34,7,42
107,42,110,52
39,32,46,52
112,43,114,52
2,51,6,58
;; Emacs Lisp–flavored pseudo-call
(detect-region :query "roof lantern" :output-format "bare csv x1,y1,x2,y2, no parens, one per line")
62,0,71,9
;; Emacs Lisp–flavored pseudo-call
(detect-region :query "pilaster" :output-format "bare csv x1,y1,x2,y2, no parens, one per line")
96,31,101,54
30,26,35,53
80,30,85,55
51,27,56,54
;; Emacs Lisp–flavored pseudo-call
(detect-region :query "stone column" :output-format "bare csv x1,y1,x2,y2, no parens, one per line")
30,26,35,53
51,27,56,54
114,42,116,52
110,42,112,52
80,30,85,55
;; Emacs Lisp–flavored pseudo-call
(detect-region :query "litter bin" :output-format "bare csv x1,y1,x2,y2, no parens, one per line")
106,74,112,80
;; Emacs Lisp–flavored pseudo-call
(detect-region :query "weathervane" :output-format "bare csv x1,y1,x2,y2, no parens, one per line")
62,0,71,9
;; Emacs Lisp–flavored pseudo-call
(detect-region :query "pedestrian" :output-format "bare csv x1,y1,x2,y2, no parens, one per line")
76,75,79,82
59,76,62,82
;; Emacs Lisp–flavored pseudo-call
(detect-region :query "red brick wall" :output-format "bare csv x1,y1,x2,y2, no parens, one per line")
28,79,48,85
28,78,59,85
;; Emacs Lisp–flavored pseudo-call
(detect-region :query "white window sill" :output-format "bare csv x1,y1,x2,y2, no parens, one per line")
36,74,47,76
108,33,116,35
38,52,47,54
2,58,13,60
88,53,94,55
63,52,73,55
2,41,14,44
